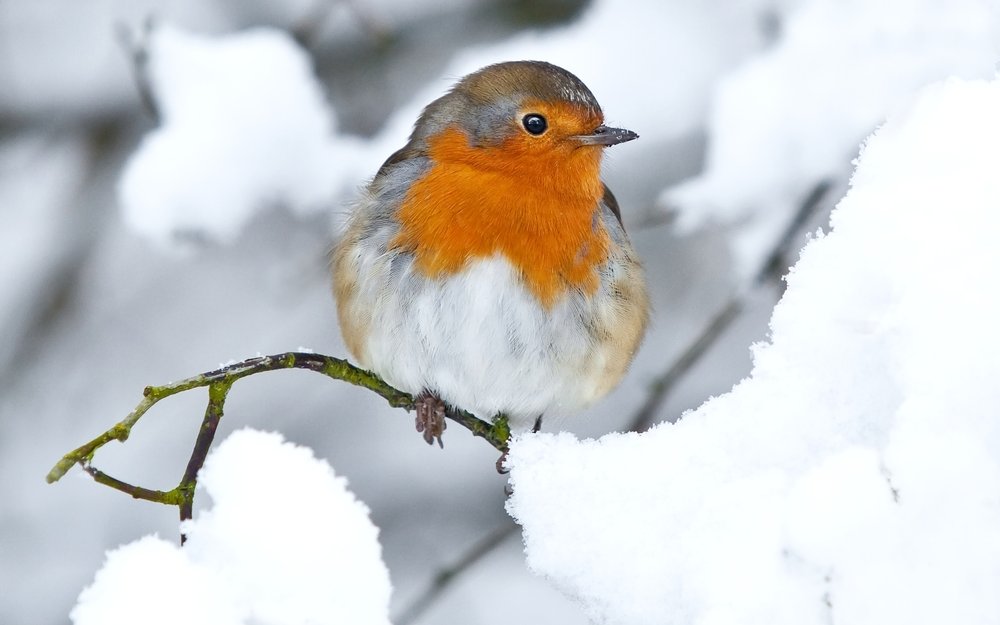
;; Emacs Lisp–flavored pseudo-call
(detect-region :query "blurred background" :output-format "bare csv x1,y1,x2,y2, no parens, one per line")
1,0,995,623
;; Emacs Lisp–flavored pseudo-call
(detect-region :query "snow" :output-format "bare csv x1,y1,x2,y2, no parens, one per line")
506,76,1000,625
71,429,392,625
118,25,361,247
662,0,1000,276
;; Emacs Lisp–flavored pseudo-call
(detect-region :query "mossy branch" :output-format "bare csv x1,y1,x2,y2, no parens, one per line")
46,352,510,526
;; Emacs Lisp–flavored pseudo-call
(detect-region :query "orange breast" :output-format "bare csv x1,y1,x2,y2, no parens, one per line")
390,126,610,308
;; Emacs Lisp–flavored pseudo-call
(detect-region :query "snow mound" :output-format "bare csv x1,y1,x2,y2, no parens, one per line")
119,26,357,247
507,76,1000,625
71,428,392,625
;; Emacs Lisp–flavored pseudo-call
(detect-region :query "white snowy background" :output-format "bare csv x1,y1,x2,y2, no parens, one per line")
2,1,998,624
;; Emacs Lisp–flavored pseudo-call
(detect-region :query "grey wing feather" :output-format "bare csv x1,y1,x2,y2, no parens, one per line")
601,183,624,230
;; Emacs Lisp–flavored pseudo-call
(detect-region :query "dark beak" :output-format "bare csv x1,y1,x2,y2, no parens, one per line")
573,125,639,147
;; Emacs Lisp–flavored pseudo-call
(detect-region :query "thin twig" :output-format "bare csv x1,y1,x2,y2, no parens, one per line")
115,18,159,120
47,353,510,532
395,521,520,625
177,381,231,533
629,297,744,431
753,180,832,288
81,464,183,505
628,179,832,431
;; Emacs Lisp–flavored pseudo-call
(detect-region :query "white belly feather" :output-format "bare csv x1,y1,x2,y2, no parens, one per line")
360,255,607,426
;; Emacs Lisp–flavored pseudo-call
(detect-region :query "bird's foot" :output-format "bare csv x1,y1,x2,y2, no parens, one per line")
415,391,447,448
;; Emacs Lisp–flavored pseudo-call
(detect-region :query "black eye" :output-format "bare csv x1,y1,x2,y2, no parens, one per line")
522,114,547,135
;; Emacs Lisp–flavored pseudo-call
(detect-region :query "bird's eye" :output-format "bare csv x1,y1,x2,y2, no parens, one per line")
522,114,548,135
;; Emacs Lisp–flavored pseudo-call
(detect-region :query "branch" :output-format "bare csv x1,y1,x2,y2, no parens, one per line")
753,180,832,288
629,297,743,431
47,352,510,527
177,380,230,528
115,18,159,120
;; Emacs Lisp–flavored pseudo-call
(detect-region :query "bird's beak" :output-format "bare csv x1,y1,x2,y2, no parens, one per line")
573,125,639,147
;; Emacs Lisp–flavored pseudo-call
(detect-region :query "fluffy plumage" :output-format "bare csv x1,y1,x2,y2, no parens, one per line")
333,61,649,429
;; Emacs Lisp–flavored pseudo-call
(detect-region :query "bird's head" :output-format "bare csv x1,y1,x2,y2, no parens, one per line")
408,61,637,184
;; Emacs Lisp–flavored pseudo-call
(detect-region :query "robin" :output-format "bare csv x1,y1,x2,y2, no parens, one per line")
333,60,649,448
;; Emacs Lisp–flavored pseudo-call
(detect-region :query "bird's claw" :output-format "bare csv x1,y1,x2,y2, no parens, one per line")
495,448,510,474
415,391,447,448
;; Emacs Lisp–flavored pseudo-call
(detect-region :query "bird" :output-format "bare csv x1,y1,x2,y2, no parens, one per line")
333,60,649,448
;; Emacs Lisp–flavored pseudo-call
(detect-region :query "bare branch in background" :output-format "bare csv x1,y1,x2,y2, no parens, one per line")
395,521,520,625
629,297,744,431
114,18,159,120
754,180,833,287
